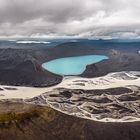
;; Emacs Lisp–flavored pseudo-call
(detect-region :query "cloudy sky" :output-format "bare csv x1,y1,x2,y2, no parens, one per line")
0,0,140,39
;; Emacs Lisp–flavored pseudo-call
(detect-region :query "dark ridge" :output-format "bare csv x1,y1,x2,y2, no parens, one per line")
60,87,132,96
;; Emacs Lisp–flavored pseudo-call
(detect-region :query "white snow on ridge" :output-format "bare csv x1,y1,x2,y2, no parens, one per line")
8,40,16,42
16,40,51,44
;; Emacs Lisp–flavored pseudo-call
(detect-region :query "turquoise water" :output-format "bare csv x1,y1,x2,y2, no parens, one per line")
42,55,108,75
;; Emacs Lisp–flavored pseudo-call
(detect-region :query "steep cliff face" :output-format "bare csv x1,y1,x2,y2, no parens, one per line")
0,101,139,140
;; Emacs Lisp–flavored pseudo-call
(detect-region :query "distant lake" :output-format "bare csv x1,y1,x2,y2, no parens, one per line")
42,55,109,75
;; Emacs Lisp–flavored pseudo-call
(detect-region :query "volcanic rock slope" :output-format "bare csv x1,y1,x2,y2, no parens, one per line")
0,40,140,86
0,48,62,87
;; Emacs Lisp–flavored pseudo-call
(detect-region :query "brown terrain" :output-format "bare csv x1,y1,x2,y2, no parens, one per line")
0,101,139,140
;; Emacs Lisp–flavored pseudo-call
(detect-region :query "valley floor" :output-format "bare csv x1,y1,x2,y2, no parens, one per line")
0,71,140,122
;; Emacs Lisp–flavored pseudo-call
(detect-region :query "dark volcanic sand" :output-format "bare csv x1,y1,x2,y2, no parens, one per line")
0,101,139,140
24,86,140,122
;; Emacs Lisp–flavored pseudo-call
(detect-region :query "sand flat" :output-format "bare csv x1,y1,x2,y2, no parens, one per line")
0,71,140,99
0,71,140,122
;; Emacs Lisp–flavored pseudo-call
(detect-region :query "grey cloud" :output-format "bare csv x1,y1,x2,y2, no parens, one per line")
0,0,97,23
0,0,140,38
